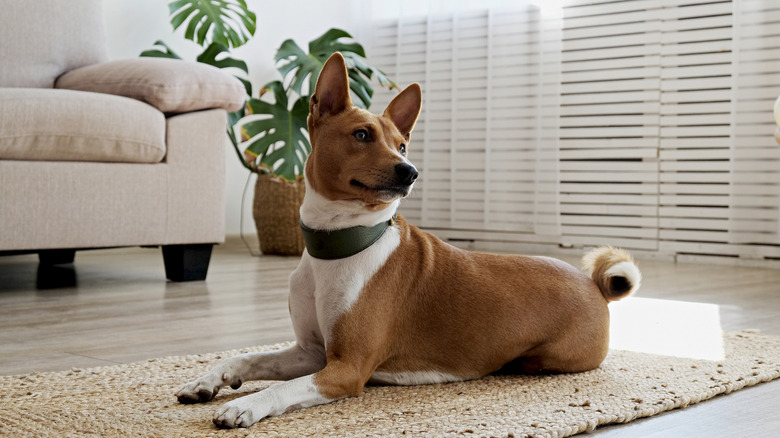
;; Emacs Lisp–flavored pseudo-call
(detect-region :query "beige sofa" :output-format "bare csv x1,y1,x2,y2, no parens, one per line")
0,0,246,281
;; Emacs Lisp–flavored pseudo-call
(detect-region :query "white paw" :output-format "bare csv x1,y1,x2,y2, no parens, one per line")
175,372,243,404
212,397,263,428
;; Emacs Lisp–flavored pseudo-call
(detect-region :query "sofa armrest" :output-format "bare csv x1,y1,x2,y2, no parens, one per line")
54,58,246,114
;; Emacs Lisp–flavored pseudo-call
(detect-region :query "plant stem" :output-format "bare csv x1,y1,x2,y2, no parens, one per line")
227,127,253,171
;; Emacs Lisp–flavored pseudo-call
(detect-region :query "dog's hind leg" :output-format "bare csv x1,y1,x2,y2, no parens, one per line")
175,344,326,404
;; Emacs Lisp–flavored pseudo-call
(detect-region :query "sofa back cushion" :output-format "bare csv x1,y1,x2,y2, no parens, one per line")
0,0,108,88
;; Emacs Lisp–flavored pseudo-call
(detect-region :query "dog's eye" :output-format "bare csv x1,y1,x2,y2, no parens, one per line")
399,144,407,156
353,129,369,142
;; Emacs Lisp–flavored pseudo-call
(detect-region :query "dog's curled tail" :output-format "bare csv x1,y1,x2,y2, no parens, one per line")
582,246,641,302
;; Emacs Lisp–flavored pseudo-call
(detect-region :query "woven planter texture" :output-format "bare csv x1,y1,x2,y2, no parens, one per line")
252,173,305,256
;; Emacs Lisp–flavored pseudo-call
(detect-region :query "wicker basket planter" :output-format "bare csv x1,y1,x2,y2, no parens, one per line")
252,173,306,256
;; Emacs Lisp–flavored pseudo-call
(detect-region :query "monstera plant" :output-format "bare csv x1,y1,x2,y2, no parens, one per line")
141,1,395,255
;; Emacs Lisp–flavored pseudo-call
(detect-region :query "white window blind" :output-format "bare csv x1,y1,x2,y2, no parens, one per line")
559,0,662,252
365,1,562,245
657,0,734,258
729,0,780,252
363,0,780,263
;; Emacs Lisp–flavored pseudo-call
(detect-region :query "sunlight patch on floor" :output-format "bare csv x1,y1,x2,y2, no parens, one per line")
609,297,725,361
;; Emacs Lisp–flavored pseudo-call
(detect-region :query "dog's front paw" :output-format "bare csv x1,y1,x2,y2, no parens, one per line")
176,378,221,404
176,372,243,404
213,398,261,429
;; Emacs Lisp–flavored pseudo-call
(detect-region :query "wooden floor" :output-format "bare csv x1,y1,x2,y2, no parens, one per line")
1,238,779,436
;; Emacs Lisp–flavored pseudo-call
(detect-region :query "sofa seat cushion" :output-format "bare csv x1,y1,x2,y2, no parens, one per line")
0,88,165,163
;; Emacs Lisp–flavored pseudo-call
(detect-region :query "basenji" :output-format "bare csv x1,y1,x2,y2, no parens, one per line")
175,52,642,428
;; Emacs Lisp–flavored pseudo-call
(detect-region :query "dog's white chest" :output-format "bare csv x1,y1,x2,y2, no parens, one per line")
290,226,400,348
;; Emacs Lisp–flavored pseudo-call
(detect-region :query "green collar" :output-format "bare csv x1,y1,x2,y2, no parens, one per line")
300,213,397,260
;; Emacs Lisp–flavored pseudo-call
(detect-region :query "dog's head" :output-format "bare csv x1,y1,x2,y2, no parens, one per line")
306,52,422,211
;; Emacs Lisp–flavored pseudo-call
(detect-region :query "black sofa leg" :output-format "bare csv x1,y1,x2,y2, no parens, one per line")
38,249,76,265
162,244,214,282
37,249,78,289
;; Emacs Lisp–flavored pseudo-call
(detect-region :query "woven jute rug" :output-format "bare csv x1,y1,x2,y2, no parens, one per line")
2,330,779,438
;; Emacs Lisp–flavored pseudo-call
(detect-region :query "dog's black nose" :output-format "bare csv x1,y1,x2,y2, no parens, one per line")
395,162,419,186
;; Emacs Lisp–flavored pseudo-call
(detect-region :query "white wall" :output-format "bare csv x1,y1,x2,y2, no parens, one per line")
103,0,359,236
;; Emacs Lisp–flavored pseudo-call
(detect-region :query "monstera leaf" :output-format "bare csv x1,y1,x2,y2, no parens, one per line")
344,54,397,109
196,41,252,96
275,28,396,108
139,40,183,59
239,81,311,181
168,0,256,48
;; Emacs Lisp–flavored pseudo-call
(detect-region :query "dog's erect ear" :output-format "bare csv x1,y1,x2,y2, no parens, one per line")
310,52,353,118
383,83,422,139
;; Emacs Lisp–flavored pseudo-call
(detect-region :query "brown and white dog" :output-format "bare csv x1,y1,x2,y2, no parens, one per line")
175,53,642,428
